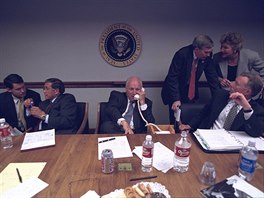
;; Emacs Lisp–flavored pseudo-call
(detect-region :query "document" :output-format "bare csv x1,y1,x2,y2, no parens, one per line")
0,162,46,194
201,175,264,198
2,177,48,198
133,142,174,173
194,129,264,152
98,136,133,160
21,129,55,151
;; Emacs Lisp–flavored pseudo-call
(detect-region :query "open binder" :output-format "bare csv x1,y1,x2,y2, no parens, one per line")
193,129,264,153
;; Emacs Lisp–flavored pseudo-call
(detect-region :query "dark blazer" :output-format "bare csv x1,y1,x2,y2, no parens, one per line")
39,93,77,134
161,45,220,105
104,90,155,133
188,89,264,137
0,89,41,131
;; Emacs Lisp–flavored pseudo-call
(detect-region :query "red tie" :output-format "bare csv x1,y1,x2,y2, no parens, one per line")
188,59,198,100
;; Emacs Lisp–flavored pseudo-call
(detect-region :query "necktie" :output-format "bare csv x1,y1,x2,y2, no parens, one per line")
223,103,239,130
124,101,134,124
18,99,27,131
188,59,198,100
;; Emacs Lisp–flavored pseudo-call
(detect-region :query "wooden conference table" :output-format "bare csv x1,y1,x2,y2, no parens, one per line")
1,134,263,197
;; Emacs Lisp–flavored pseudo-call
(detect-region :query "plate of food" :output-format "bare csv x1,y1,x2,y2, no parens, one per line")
102,182,170,198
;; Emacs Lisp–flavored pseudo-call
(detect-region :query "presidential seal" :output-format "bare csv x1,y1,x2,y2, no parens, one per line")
99,23,142,67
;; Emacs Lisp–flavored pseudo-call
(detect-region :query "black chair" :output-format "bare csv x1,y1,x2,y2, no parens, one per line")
76,102,90,134
180,103,205,124
95,102,108,134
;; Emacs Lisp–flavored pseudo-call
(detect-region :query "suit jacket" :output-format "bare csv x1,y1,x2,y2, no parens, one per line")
39,93,77,134
188,89,264,137
104,91,155,133
213,48,264,81
0,89,41,131
161,44,220,105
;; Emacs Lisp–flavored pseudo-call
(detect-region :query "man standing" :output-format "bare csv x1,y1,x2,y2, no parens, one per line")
181,72,264,137
161,35,220,124
100,76,155,134
0,74,41,132
30,78,77,134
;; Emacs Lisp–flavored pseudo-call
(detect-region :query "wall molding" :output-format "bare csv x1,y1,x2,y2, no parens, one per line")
0,81,209,89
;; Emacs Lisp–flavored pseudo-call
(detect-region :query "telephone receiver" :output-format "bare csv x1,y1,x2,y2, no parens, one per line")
134,87,145,100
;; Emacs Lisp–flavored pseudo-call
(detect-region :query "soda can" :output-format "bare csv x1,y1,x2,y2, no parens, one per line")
101,149,114,174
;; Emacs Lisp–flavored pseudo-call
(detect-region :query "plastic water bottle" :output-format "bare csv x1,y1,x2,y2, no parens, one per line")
238,140,258,181
173,130,191,172
141,135,154,172
0,118,13,149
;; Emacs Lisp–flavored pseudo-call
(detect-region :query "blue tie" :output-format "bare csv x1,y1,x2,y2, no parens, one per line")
124,101,134,124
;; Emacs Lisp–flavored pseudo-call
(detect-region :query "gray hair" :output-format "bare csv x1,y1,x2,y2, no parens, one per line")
220,32,243,51
192,35,214,49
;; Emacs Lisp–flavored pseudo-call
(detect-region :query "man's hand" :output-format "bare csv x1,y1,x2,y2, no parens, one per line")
229,92,252,110
219,78,231,88
121,120,134,134
172,101,181,112
138,88,146,105
179,123,191,132
30,107,46,119
24,98,33,109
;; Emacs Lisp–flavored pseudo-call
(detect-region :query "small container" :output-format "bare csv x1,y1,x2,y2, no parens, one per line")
101,149,114,174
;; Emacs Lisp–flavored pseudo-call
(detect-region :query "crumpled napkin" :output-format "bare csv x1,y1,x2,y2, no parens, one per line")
80,190,100,198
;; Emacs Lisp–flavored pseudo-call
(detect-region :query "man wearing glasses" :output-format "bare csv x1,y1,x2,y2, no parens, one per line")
100,76,155,134
30,78,77,134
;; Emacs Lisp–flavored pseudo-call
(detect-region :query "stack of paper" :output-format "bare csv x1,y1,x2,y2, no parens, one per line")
133,142,174,173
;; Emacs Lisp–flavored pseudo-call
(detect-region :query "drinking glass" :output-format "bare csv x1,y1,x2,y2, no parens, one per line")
199,161,216,185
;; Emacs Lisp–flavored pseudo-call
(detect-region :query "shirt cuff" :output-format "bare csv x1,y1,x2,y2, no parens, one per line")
117,118,125,125
140,104,148,111
243,110,254,120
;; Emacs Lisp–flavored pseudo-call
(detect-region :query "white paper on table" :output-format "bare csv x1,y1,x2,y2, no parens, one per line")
98,136,133,160
133,142,174,173
228,175,264,198
155,131,171,134
21,129,55,151
2,177,48,198
81,190,100,198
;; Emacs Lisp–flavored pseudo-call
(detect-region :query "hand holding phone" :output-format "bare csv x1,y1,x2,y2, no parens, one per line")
134,87,145,100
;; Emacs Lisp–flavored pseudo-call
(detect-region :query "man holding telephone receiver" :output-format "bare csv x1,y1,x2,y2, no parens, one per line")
100,76,155,134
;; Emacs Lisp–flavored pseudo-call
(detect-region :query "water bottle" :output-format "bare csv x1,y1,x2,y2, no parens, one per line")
173,130,191,172
0,118,13,149
141,135,154,172
238,140,258,181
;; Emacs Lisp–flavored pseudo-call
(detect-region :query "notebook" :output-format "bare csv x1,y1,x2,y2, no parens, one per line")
193,129,264,152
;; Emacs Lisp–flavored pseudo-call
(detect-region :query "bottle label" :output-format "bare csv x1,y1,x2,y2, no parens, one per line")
0,127,11,137
142,147,153,158
175,146,191,157
239,156,256,173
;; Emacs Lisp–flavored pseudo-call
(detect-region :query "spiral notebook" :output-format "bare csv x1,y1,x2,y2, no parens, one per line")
194,129,264,152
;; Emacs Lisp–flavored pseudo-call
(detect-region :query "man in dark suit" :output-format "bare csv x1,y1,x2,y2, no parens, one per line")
100,76,155,134
30,78,77,134
161,35,220,124
181,72,264,137
0,74,41,132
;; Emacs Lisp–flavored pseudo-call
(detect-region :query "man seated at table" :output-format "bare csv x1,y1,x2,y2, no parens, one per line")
0,74,41,132
100,76,155,134
30,78,78,134
180,72,264,137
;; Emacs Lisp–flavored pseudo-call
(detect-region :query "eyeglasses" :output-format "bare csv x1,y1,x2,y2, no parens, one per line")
127,88,141,92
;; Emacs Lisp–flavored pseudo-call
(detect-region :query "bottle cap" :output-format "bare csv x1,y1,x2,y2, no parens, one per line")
146,135,152,141
0,118,6,123
181,130,188,137
248,140,256,147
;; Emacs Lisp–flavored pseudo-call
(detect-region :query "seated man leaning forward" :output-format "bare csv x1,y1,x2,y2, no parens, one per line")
100,76,155,134
180,72,264,137
30,78,78,134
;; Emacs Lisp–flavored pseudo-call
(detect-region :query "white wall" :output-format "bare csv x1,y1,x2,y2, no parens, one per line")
1,0,263,129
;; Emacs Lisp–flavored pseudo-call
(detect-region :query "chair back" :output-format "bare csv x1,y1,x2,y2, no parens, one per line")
76,102,90,134
180,103,204,124
95,102,108,134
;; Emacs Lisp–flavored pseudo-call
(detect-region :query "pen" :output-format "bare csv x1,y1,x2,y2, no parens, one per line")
99,138,116,143
16,168,23,183
129,175,157,181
